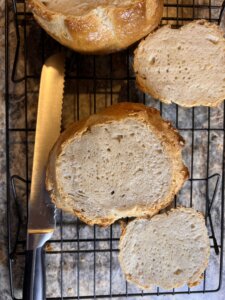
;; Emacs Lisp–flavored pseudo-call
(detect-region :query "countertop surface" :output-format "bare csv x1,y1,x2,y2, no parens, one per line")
1,1,225,299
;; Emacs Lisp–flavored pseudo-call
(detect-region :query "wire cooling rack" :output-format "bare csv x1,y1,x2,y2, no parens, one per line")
5,0,225,299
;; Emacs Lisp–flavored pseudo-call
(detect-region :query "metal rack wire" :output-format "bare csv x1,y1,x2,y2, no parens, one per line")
5,0,225,299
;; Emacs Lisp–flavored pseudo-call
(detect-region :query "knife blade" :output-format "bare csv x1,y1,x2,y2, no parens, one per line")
23,53,65,300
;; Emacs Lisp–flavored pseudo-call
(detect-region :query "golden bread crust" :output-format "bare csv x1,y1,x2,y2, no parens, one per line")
27,0,163,54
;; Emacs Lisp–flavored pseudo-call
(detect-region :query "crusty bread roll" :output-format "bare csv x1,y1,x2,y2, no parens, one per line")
46,103,188,226
134,20,225,107
27,0,164,54
119,207,210,290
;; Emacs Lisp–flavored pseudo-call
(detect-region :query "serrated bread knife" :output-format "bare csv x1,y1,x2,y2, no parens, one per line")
23,53,65,300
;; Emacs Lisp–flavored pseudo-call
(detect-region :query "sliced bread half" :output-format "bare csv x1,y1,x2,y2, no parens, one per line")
134,20,225,107
46,102,188,226
119,207,210,290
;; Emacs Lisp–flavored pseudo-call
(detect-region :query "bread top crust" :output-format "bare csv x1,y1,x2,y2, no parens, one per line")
134,20,225,107
119,207,210,290
27,0,163,54
46,103,189,226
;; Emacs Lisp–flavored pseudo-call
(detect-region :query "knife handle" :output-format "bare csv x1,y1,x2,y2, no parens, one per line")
23,246,46,300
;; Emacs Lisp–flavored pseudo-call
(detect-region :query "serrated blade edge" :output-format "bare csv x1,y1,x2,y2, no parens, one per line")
28,53,65,233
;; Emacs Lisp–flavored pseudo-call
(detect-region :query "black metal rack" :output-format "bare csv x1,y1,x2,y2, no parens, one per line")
5,0,225,299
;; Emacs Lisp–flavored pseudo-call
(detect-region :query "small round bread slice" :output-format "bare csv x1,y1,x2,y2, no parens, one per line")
134,20,225,107
119,207,210,290
27,0,163,54
46,102,188,226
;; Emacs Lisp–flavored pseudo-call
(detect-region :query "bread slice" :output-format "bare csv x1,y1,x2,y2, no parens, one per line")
27,0,163,54
46,102,188,226
119,207,210,290
134,20,225,107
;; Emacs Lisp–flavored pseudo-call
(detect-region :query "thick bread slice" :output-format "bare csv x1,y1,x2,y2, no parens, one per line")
119,207,210,290
134,20,225,107
46,102,188,226
27,0,163,54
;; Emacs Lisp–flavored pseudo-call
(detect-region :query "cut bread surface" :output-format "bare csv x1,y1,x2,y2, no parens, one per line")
46,103,188,226
134,20,225,107
119,207,210,290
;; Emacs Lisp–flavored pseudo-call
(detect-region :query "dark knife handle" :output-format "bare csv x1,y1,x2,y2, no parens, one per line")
23,246,46,300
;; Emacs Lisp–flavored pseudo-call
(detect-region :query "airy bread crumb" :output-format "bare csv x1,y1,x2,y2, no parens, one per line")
46,103,188,226
119,207,210,290
134,20,225,107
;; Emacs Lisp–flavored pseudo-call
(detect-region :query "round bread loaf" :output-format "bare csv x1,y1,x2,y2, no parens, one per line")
119,207,210,290
46,102,188,226
27,0,163,54
134,20,225,107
